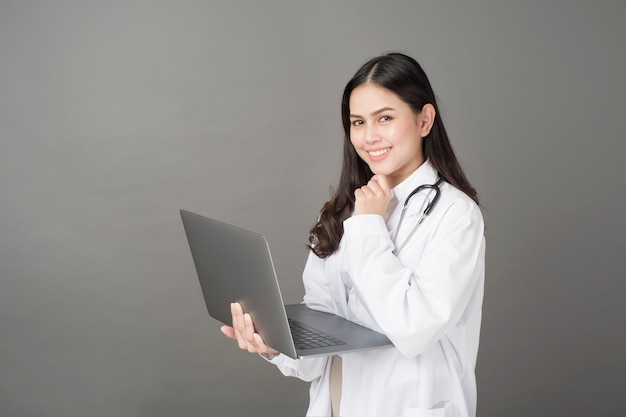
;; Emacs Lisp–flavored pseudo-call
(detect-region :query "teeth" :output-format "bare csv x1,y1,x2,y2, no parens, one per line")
368,148,389,157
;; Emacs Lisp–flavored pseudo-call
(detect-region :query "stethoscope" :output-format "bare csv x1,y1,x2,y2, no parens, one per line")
392,175,445,255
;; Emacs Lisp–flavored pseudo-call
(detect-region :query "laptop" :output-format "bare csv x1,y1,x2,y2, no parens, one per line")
180,209,392,359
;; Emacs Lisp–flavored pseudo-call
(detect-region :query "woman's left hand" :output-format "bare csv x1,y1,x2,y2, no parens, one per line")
354,175,392,216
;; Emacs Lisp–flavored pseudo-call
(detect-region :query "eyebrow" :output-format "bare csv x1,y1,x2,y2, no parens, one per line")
349,106,396,118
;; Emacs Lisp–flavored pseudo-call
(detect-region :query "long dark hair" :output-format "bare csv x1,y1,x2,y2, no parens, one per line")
309,52,478,258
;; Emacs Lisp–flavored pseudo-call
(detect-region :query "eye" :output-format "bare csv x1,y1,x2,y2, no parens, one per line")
379,115,391,122
351,119,364,126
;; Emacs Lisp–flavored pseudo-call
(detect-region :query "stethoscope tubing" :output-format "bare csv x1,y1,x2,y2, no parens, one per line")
392,175,445,255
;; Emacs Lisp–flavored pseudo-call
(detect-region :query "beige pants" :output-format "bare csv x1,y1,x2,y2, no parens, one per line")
330,355,342,417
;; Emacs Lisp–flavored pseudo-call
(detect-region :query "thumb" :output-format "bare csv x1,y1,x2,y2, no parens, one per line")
221,325,236,339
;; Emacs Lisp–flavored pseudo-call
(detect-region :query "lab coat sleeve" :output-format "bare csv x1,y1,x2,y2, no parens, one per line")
302,249,336,314
342,198,485,358
261,353,328,382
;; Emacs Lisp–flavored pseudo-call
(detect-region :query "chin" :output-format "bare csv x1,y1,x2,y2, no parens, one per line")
369,167,392,176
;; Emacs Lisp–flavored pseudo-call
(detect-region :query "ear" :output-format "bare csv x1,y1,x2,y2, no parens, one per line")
417,103,436,138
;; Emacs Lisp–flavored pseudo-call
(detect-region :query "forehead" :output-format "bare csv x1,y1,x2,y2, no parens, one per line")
349,83,409,113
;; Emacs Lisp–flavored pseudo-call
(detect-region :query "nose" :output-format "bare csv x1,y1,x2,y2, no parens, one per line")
364,124,381,144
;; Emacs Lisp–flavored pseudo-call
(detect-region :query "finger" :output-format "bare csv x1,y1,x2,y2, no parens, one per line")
354,188,366,202
358,185,375,198
243,313,258,351
231,303,247,349
244,313,269,354
369,176,391,196
371,175,391,194
221,325,236,339
229,303,279,355
253,333,280,355
365,180,383,196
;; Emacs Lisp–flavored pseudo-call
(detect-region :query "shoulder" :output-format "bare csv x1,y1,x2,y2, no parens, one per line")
436,182,483,228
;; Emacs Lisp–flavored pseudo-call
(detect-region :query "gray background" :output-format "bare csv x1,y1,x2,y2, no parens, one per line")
1,1,624,416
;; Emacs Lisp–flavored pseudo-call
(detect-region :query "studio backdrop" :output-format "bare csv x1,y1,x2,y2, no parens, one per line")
1,1,624,416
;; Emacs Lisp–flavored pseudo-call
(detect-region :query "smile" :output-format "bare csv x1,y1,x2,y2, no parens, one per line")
368,148,390,157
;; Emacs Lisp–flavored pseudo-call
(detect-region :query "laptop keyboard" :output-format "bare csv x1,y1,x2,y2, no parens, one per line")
288,319,346,350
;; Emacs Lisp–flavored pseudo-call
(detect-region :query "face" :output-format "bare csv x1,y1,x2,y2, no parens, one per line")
349,83,433,188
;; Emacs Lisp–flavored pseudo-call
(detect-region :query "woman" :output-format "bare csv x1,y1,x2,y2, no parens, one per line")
222,52,485,417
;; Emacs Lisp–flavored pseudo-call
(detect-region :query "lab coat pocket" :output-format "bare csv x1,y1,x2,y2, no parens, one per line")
402,401,453,417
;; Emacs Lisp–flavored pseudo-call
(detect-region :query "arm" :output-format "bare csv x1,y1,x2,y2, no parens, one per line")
346,191,485,357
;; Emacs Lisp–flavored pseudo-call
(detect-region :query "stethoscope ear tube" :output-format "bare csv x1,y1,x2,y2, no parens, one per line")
403,175,444,217
393,175,444,255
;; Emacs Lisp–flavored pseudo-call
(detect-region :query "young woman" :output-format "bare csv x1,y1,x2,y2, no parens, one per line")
222,52,485,417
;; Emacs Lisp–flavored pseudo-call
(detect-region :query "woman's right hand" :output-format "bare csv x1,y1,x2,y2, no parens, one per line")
220,302,280,357
354,174,392,216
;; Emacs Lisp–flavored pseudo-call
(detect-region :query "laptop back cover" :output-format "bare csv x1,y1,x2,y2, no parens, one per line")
180,209,297,358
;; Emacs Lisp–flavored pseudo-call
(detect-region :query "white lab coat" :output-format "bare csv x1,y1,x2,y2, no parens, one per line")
267,160,485,417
